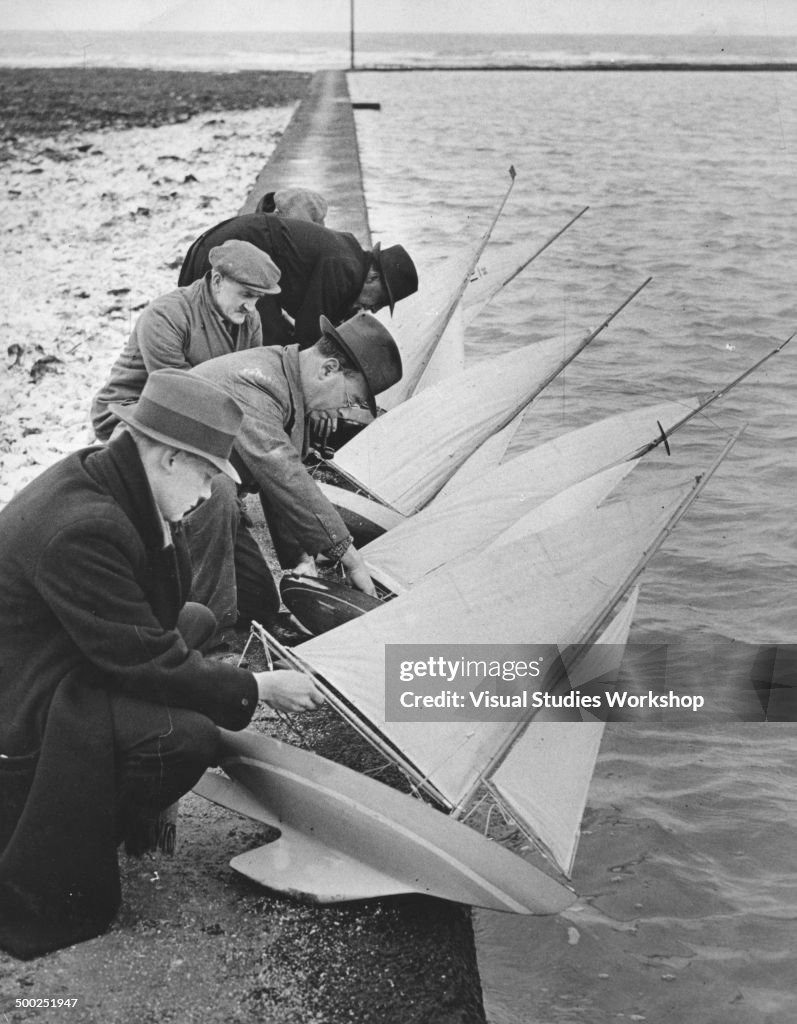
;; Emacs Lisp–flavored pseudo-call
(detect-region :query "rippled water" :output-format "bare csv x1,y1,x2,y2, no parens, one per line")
349,70,797,1022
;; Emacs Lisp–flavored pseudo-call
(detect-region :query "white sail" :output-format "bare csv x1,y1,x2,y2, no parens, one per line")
331,334,600,516
461,238,543,326
488,587,640,877
363,397,700,590
414,302,466,393
377,243,480,410
434,411,525,499
295,476,705,810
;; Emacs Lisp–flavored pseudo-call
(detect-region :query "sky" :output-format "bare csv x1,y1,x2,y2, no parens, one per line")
3,0,797,35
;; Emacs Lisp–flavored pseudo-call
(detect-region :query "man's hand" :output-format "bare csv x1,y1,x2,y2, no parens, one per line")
309,409,339,444
292,553,318,577
254,669,325,712
340,544,377,597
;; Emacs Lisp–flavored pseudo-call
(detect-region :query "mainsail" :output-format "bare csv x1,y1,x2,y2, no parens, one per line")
294,455,733,820
329,281,649,515
362,397,700,590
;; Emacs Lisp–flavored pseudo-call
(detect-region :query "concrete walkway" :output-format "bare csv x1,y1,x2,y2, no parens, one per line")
240,70,371,246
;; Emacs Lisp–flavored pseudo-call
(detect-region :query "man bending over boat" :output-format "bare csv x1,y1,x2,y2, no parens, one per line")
0,369,322,960
186,311,402,596
178,212,418,348
90,240,283,632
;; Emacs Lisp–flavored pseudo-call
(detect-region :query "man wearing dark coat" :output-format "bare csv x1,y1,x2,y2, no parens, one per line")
178,212,418,348
0,369,322,960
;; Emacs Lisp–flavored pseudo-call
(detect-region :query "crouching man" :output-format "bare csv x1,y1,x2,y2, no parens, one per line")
0,369,322,960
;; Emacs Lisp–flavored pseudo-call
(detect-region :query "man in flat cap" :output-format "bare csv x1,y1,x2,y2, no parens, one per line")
189,311,403,596
178,212,418,348
0,368,322,960
92,239,281,440
91,239,283,630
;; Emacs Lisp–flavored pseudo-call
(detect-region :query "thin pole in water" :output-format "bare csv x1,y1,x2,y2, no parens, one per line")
350,0,356,70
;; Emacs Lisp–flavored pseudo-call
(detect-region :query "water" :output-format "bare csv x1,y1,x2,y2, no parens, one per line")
346,66,797,1023
4,31,797,1023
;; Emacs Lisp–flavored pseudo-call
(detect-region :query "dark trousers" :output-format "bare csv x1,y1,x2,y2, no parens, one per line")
181,476,280,630
111,602,220,849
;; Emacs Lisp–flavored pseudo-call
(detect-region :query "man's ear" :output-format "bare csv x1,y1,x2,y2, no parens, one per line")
319,356,341,378
159,446,181,472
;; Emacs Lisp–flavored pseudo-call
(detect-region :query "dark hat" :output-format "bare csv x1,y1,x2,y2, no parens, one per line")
320,312,403,416
109,368,244,482
208,239,281,294
371,242,418,314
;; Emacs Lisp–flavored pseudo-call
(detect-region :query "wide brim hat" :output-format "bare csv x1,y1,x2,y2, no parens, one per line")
320,312,403,417
371,242,419,314
109,368,243,483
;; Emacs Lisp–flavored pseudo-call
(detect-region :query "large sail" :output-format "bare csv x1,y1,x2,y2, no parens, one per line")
363,397,700,590
295,473,713,810
488,587,640,877
331,333,604,516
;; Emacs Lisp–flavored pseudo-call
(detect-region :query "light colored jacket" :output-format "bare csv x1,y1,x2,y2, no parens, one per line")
91,276,262,440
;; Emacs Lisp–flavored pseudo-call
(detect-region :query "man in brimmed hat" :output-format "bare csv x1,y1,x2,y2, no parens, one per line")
178,211,418,348
0,368,322,960
92,239,281,442
189,311,402,596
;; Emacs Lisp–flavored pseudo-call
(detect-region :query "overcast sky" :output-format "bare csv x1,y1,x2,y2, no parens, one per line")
3,0,797,35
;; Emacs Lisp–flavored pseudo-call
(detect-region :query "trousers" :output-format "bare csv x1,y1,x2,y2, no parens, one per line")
181,476,280,630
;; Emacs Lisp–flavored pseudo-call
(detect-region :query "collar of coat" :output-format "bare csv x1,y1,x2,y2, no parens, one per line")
83,431,168,554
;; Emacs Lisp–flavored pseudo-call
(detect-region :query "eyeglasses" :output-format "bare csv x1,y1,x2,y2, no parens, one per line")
342,375,356,409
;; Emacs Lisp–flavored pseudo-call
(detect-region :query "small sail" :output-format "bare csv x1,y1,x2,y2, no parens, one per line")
296,475,710,810
413,302,466,394
461,207,589,327
363,397,700,590
488,587,640,877
460,238,544,326
331,334,599,516
377,243,482,410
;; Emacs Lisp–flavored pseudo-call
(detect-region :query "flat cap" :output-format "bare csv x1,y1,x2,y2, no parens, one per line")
209,239,281,294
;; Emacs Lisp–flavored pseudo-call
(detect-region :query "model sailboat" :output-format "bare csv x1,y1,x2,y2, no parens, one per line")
194,436,738,911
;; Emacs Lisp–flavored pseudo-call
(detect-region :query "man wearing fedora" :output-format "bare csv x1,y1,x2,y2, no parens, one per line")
189,311,402,595
178,212,418,348
0,369,322,960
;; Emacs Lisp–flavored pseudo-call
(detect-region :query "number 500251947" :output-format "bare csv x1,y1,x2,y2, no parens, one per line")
15,998,79,1008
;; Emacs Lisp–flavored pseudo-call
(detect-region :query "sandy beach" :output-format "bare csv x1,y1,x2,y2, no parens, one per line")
0,69,485,1023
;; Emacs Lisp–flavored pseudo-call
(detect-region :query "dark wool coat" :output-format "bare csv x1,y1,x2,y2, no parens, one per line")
0,433,258,959
178,213,370,347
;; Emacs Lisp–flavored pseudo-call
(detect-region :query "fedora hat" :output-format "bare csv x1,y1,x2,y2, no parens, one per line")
208,239,281,295
109,368,244,482
320,312,403,416
371,242,418,314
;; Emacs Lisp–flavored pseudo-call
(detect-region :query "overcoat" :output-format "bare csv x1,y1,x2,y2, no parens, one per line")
0,433,258,958
178,213,370,347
